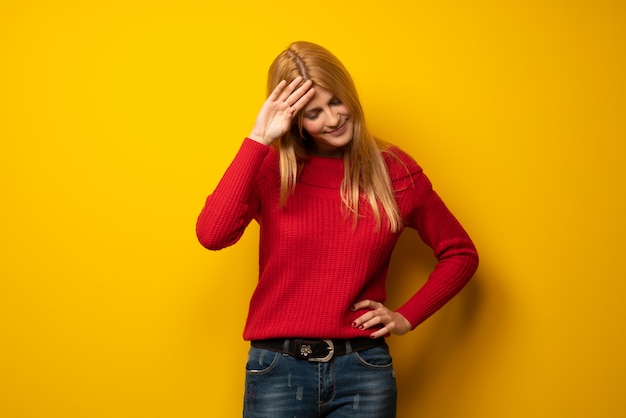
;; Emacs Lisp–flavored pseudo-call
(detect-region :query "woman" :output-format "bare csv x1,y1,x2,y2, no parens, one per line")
196,41,478,417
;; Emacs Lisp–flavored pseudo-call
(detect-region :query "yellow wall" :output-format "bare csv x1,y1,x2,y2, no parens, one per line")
1,1,625,416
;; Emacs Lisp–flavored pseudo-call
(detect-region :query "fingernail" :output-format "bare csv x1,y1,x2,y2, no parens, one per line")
351,322,357,327
358,325,364,330
350,305,356,311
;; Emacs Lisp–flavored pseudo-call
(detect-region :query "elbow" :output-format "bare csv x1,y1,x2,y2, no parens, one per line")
437,240,479,286
467,248,479,276
437,238,478,266
459,243,479,280
446,252,479,294
196,226,233,251
195,199,249,251
195,205,236,250
197,235,224,251
195,220,231,251
196,218,246,250
451,252,479,288
467,252,479,283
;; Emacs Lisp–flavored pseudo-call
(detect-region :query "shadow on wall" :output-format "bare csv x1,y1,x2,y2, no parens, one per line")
386,228,502,415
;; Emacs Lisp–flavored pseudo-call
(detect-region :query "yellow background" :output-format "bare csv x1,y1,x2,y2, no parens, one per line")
1,1,625,417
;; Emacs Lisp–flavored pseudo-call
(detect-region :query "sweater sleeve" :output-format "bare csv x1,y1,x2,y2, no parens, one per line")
196,138,270,250
394,161,479,329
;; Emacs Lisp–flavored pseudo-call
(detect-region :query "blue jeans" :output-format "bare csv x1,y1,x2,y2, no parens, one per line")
243,341,397,417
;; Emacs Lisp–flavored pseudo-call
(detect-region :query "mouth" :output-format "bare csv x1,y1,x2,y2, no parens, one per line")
326,119,349,137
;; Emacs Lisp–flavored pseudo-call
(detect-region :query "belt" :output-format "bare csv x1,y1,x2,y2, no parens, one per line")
251,338,385,363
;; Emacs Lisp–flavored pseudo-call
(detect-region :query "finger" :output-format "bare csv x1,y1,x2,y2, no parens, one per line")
277,76,304,102
362,314,386,330
355,313,393,339
352,308,390,330
268,79,288,101
352,300,382,311
288,85,315,113
369,326,391,339
286,79,314,108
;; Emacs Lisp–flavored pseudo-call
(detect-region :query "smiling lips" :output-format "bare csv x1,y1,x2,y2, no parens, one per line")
327,119,349,137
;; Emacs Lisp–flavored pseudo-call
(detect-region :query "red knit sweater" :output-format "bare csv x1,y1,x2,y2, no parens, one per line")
196,139,478,341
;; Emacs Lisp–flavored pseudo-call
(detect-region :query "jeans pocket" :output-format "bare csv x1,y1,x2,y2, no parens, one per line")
245,347,280,375
353,344,393,369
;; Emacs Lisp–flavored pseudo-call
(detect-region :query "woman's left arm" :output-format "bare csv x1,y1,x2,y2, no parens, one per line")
395,169,479,329
353,166,478,337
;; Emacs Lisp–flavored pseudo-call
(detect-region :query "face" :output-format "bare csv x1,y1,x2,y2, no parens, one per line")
301,86,353,157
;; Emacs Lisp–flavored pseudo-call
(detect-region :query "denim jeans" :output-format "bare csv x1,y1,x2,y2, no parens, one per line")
243,341,397,417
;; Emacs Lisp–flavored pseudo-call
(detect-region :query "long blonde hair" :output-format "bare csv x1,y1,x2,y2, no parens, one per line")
267,41,402,232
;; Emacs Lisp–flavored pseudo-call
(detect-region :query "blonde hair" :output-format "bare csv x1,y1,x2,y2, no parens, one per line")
267,41,402,232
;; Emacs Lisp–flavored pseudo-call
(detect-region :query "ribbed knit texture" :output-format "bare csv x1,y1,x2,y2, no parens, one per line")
196,138,478,340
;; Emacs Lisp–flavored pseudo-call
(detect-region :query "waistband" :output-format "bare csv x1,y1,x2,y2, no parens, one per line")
250,337,386,363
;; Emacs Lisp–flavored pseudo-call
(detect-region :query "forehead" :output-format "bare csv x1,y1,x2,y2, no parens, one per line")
303,86,334,111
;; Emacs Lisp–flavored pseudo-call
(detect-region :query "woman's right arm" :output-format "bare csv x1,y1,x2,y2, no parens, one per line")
196,139,269,250
196,77,315,250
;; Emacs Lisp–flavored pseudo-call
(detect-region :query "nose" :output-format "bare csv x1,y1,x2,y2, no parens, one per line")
325,109,341,128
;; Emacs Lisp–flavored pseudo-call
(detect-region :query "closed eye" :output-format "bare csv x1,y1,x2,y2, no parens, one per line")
304,110,321,120
303,96,343,120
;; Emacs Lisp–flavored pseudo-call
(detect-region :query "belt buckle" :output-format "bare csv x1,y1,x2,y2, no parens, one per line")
308,339,334,363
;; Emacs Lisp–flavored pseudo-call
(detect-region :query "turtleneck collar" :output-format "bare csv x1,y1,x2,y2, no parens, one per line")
298,155,345,189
